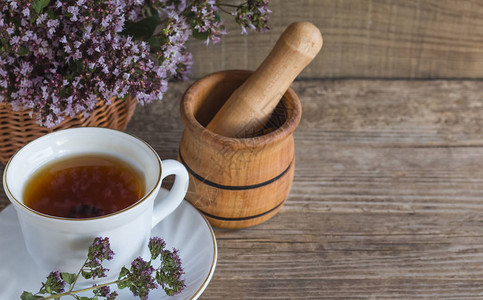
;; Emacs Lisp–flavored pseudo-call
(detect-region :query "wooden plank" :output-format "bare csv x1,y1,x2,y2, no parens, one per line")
199,79,483,298
2,79,483,298
208,211,483,299
187,0,483,79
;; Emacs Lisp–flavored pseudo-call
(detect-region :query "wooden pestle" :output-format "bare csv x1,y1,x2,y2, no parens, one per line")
206,22,323,138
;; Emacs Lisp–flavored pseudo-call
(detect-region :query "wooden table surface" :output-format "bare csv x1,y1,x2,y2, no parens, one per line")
2,79,483,299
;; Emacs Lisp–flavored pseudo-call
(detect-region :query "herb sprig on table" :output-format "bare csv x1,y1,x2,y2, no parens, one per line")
21,237,185,300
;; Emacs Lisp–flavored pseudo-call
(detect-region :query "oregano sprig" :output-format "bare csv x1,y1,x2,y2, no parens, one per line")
21,236,185,300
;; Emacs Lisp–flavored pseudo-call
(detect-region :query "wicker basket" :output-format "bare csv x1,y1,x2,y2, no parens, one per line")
0,96,137,165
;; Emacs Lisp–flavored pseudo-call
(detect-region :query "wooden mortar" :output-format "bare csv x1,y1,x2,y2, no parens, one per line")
178,70,302,228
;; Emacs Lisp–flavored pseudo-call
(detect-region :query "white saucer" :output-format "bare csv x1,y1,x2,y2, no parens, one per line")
0,188,217,299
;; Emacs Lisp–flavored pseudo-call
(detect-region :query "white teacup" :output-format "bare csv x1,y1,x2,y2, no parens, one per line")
2,127,189,279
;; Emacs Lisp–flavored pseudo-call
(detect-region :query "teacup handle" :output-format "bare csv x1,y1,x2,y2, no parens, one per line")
152,159,189,227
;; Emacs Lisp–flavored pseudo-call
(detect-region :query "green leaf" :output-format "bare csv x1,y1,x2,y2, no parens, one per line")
75,60,83,73
61,272,76,285
117,280,130,289
0,38,7,51
191,29,210,41
123,15,161,39
46,9,57,19
69,60,83,74
17,46,29,56
20,292,43,300
32,0,50,14
118,266,130,279
148,36,162,51
82,270,92,279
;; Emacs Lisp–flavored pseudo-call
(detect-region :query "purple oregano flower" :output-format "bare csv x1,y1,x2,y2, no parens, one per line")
0,0,271,128
22,236,186,299
83,236,116,279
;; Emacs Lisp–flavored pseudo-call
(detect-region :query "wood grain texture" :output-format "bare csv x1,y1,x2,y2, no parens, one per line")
187,0,483,79
179,70,300,228
2,79,483,298
206,22,322,137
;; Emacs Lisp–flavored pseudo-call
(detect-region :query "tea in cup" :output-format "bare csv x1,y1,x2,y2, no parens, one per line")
3,127,189,279
23,153,146,219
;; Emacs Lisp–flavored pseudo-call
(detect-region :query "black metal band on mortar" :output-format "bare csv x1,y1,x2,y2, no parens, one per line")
178,151,293,191
197,199,286,221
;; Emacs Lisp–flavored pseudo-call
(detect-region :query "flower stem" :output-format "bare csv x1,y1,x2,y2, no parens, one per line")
43,278,128,299
69,258,88,292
